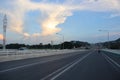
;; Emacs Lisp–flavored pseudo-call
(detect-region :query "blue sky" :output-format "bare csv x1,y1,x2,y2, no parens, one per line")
61,11,120,42
0,0,120,44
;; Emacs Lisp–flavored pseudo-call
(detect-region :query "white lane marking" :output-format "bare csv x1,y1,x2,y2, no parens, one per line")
0,52,82,73
102,53,120,68
0,60,55,73
102,53,118,71
50,51,93,80
0,56,72,73
41,61,71,80
40,53,82,80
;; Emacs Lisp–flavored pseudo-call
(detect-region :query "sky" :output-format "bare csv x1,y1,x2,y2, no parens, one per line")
0,0,120,44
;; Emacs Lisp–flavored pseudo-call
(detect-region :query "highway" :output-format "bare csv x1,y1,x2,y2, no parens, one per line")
0,50,120,80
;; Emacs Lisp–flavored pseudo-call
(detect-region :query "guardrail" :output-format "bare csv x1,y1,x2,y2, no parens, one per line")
0,49,61,56
102,49,120,54
0,49,87,62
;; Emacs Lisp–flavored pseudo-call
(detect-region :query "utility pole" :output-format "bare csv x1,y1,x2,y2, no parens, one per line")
3,14,7,50
99,30,110,49
56,33,64,49
51,40,54,49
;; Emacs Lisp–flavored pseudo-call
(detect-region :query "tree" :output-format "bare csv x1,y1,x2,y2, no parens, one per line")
6,43,26,49
61,42,73,49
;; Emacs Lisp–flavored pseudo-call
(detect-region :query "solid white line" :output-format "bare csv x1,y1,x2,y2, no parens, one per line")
0,56,72,73
50,51,93,80
102,53,120,68
41,54,82,80
0,52,81,73
0,60,53,73
102,53,118,70
41,61,71,80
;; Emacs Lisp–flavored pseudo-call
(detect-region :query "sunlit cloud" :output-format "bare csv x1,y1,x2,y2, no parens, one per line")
23,32,30,38
0,34,3,40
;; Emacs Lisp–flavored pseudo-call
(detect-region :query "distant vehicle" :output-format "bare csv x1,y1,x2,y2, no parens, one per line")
18,47,27,50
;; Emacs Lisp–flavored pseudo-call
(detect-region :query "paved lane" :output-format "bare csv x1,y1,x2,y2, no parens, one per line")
0,50,120,80
102,51,120,65
52,51,120,80
0,50,89,80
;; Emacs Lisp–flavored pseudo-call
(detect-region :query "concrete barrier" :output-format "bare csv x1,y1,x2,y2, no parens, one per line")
0,49,87,62
102,49,120,54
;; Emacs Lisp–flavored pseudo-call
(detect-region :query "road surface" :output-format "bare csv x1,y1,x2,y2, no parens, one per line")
0,50,120,80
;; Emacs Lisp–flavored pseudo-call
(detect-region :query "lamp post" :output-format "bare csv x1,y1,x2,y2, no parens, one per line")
51,40,54,49
56,33,64,49
99,30,110,49
3,15,7,51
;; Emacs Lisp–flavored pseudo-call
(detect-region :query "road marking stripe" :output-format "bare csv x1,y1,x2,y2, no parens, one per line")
102,53,120,68
0,60,55,73
0,52,82,73
40,53,84,80
41,61,72,80
49,51,93,80
0,56,73,73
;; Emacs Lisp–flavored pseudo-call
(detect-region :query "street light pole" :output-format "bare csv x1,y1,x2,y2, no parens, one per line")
56,33,64,49
3,15,7,51
51,40,54,49
108,31,110,48
99,30,110,49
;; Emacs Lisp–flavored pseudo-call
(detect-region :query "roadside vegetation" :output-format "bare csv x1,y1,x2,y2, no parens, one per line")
0,41,90,49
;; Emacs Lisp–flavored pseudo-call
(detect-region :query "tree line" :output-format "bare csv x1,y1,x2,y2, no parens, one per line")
97,38,120,49
0,41,90,49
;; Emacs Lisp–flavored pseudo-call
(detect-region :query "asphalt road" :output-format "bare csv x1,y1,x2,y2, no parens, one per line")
0,50,120,80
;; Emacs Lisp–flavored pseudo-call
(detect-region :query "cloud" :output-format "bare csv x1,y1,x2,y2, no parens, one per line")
0,34,3,40
110,32,120,36
40,5,72,36
0,0,120,39
23,32,30,37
